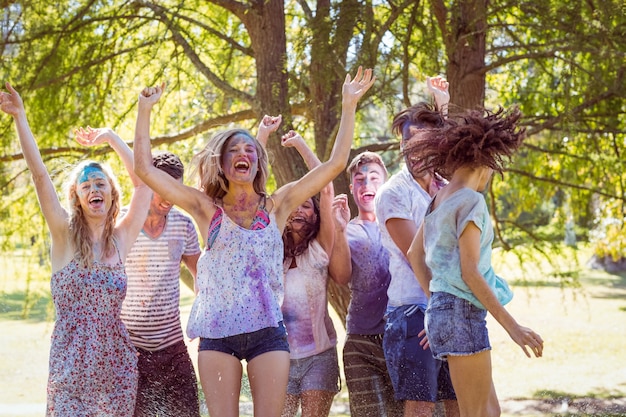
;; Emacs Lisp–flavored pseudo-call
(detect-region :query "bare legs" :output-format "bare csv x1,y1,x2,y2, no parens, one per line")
198,350,289,417
248,351,290,417
403,400,435,416
447,351,500,417
198,351,242,417
281,391,336,417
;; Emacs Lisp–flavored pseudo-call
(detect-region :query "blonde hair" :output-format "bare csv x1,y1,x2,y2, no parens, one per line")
64,161,120,268
192,128,269,200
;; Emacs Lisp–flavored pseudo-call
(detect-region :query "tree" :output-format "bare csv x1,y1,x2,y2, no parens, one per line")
2,0,625,325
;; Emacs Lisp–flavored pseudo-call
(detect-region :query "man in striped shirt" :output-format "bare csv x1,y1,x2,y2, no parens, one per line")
121,151,201,417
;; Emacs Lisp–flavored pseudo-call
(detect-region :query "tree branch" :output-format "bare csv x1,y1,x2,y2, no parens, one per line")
506,168,624,201
137,0,254,104
0,109,255,163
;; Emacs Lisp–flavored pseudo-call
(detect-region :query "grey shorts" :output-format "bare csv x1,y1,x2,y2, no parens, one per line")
286,347,340,395
426,292,491,360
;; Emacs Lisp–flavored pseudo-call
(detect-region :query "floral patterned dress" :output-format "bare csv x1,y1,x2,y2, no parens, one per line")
46,251,138,416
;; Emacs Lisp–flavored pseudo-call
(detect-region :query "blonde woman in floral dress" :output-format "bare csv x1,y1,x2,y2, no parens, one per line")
0,83,151,416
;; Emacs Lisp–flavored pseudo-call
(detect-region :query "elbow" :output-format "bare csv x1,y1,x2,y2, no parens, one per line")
406,246,417,265
330,272,351,286
324,159,346,180
133,155,150,179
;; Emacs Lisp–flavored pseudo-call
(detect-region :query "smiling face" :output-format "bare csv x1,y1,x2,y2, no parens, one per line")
75,166,112,216
350,162,385,214
287,198,317,233
221,133,259,185
149,177,183,218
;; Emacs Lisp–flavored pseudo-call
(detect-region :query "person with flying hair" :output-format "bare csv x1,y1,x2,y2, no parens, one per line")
407,106,544,417
374,77,459,417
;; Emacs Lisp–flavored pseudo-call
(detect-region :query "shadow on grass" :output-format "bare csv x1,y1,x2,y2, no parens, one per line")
0,290,54,322
511,268,626,305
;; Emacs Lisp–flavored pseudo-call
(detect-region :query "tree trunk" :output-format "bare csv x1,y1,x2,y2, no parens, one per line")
434,0,488,110
244,0,308,185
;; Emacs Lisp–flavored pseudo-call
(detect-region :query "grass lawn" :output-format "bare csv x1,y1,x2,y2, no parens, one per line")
1,245,625,416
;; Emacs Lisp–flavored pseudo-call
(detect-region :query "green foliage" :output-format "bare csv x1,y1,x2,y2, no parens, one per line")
1,0,625,271
589,199,626,261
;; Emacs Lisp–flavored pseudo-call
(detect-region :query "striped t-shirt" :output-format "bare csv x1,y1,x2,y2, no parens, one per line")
120,208,201,351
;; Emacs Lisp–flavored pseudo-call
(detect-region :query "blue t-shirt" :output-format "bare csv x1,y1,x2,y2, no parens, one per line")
423,187,513,309
345,219,391,335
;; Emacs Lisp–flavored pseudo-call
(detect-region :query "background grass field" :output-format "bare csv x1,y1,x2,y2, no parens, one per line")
1,245,625,416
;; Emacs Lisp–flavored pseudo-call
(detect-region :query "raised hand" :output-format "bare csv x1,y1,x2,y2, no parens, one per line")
138,82,165,109
342,66,375,108
280,130,305,148
74,126,118,147
259,114,282,135
426,76,450,111
257,115,282,147
332,194,350,231
0,82,25,117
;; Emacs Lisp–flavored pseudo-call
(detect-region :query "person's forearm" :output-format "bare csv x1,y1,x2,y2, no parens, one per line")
327,101,357,169
463,269,518,331
107,132,141,186
328,228,352,285
293,139,321,170
133,106,154,179
14,112,49,182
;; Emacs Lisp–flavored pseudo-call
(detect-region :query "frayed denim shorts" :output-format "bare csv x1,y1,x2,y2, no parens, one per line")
426,292,491,360
198,321,289,362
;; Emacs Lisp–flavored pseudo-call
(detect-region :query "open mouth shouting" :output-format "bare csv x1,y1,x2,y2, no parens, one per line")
359,190,376,204
289,215,307,224
88,195,105,210
234,159,250,173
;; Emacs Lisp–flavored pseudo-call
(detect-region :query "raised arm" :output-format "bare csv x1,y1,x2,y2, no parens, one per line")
281,130,335,255
75,127,140,186
273,67,375,228
328,194,352,285
426,76,450,118
132,84,213,229
0,83,68,241
256,114,282,148
281,130,320,171
74,126,151,260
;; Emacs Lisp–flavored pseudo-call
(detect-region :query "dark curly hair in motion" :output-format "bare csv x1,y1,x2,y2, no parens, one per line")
404,106,525,179
282,195,321,260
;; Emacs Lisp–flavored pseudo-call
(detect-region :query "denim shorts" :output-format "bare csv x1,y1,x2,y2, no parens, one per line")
426,292,491,360
286,347,340,395
198,322,289,362
383,305,456,402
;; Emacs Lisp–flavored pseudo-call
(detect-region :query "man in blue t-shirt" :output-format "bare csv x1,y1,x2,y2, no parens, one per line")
329,151,402,417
